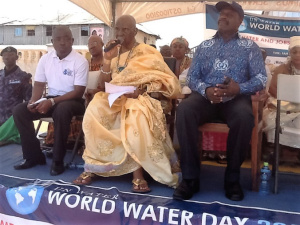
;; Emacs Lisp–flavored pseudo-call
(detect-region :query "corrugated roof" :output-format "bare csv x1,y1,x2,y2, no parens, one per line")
0,12,159,37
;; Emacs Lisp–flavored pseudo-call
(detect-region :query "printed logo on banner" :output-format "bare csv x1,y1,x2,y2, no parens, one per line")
239,19,247,32
6,185,44,215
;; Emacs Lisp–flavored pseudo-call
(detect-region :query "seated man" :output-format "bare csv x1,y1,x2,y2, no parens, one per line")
13,25,89,176
85,34,104,102
0,46,32,146
44,34,104,146
173,1,266,201
73,15,181,193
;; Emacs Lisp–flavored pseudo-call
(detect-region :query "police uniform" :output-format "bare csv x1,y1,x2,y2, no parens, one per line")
0,47,32,125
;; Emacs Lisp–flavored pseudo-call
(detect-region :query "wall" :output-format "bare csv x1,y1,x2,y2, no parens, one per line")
0,24,157,46
0,47,89,79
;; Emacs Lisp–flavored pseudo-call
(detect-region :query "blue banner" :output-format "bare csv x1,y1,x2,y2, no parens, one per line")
0,175,300,225
205,4,300,65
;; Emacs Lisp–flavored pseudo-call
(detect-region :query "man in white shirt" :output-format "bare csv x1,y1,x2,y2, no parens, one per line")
13,26,89,176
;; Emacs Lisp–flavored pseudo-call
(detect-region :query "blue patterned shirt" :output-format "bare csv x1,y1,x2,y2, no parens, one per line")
187,32,267,97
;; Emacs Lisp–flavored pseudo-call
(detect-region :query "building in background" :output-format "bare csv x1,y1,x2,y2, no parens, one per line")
0,12,160,77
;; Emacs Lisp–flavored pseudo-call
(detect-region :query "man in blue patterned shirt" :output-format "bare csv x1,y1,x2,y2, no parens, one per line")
174,1,267,201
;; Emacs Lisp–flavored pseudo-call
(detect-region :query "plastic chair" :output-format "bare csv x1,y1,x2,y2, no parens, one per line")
198,95,264,191
273,74,300,194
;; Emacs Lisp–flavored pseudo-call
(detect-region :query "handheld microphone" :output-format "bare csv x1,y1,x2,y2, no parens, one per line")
104,39,121,52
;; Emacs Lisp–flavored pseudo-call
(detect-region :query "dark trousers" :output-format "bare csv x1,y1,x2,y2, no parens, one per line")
13,99,85,162
176,91,254,184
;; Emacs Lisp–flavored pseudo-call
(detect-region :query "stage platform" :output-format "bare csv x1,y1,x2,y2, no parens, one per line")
1,143,300,224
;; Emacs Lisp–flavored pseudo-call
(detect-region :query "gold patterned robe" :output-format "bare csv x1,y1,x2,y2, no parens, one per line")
82,43,181,188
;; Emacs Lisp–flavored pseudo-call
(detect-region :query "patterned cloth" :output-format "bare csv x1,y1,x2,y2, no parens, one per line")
263,62,300,148
82,43,181,188
187,32,267,98
0,66,32,125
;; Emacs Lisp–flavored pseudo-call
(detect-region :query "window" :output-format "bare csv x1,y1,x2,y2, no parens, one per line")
15,28,23,37
144,37,147,44
46,26,53,36
26,26,35,36
81,26,89,36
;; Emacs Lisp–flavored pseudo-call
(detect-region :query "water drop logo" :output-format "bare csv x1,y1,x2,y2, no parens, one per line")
6,185,44,215
239,19,247,32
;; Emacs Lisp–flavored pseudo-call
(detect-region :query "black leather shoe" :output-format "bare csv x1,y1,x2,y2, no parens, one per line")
50,161,65,176
173,179,200,200
14,156,46,170
225,182,244,201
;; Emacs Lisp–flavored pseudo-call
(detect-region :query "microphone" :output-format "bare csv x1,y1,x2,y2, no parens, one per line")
104,39,121,52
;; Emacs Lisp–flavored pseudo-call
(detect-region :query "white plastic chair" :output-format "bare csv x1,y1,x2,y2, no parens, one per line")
274,74,300,193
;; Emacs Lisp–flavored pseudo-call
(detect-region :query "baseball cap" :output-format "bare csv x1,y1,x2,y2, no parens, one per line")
1,46,17,56
215,1,244,19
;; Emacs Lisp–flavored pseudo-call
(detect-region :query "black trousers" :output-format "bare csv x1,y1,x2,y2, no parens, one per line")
176,91,254,184
13,99,85,162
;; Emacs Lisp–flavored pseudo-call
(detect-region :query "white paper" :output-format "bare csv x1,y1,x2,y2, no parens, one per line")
87,70,100,89
105,82,136,107
29,97,47,106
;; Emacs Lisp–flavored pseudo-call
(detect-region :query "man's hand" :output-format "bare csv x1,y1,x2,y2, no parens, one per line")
27,100,38,113
124,88,144,99
103,39,121,60
206,78,240,104
251,89,268,103
35,99,52,114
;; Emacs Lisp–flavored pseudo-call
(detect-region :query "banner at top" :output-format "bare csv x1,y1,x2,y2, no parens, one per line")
205,4,300,65
206,5,300,38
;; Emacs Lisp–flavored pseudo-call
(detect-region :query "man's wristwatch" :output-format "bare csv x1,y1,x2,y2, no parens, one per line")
49,98,55,107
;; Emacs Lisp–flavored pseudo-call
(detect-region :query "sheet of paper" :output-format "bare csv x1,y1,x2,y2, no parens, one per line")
29,97,47,106
105,82,136,107
87,71,100,89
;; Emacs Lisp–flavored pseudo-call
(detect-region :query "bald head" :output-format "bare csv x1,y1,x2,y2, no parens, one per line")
88,35,104,57
115,15,137,46
88,35,104,46
52,25,73,39
116,15,136,29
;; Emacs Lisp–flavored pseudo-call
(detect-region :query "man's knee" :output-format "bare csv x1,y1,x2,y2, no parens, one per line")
52,101,84,120
13,102,27,118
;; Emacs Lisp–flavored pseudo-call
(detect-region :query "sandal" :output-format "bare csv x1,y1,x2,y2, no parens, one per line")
72,172,97,185
132,178,151,193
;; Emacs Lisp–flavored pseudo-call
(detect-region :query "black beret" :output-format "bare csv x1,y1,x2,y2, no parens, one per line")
1,46,17,56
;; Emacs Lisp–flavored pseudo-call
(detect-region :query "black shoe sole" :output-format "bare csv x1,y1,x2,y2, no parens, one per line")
225,193,244,201
173,183,199,201
14,159,46,170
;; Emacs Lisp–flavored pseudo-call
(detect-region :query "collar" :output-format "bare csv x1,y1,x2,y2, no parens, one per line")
4,65,19,76
213,31,240,40
52,49,74,61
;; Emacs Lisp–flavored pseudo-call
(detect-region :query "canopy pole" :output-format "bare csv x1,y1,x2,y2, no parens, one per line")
108,0,117,40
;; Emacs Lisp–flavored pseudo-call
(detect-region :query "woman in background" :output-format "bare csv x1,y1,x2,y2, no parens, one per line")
263,36,300,149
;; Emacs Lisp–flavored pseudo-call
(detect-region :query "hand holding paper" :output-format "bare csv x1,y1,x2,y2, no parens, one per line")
29,97,47,106
105,82,136,107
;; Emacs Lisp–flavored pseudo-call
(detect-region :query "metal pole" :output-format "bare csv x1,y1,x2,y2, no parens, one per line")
273,99,281,194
